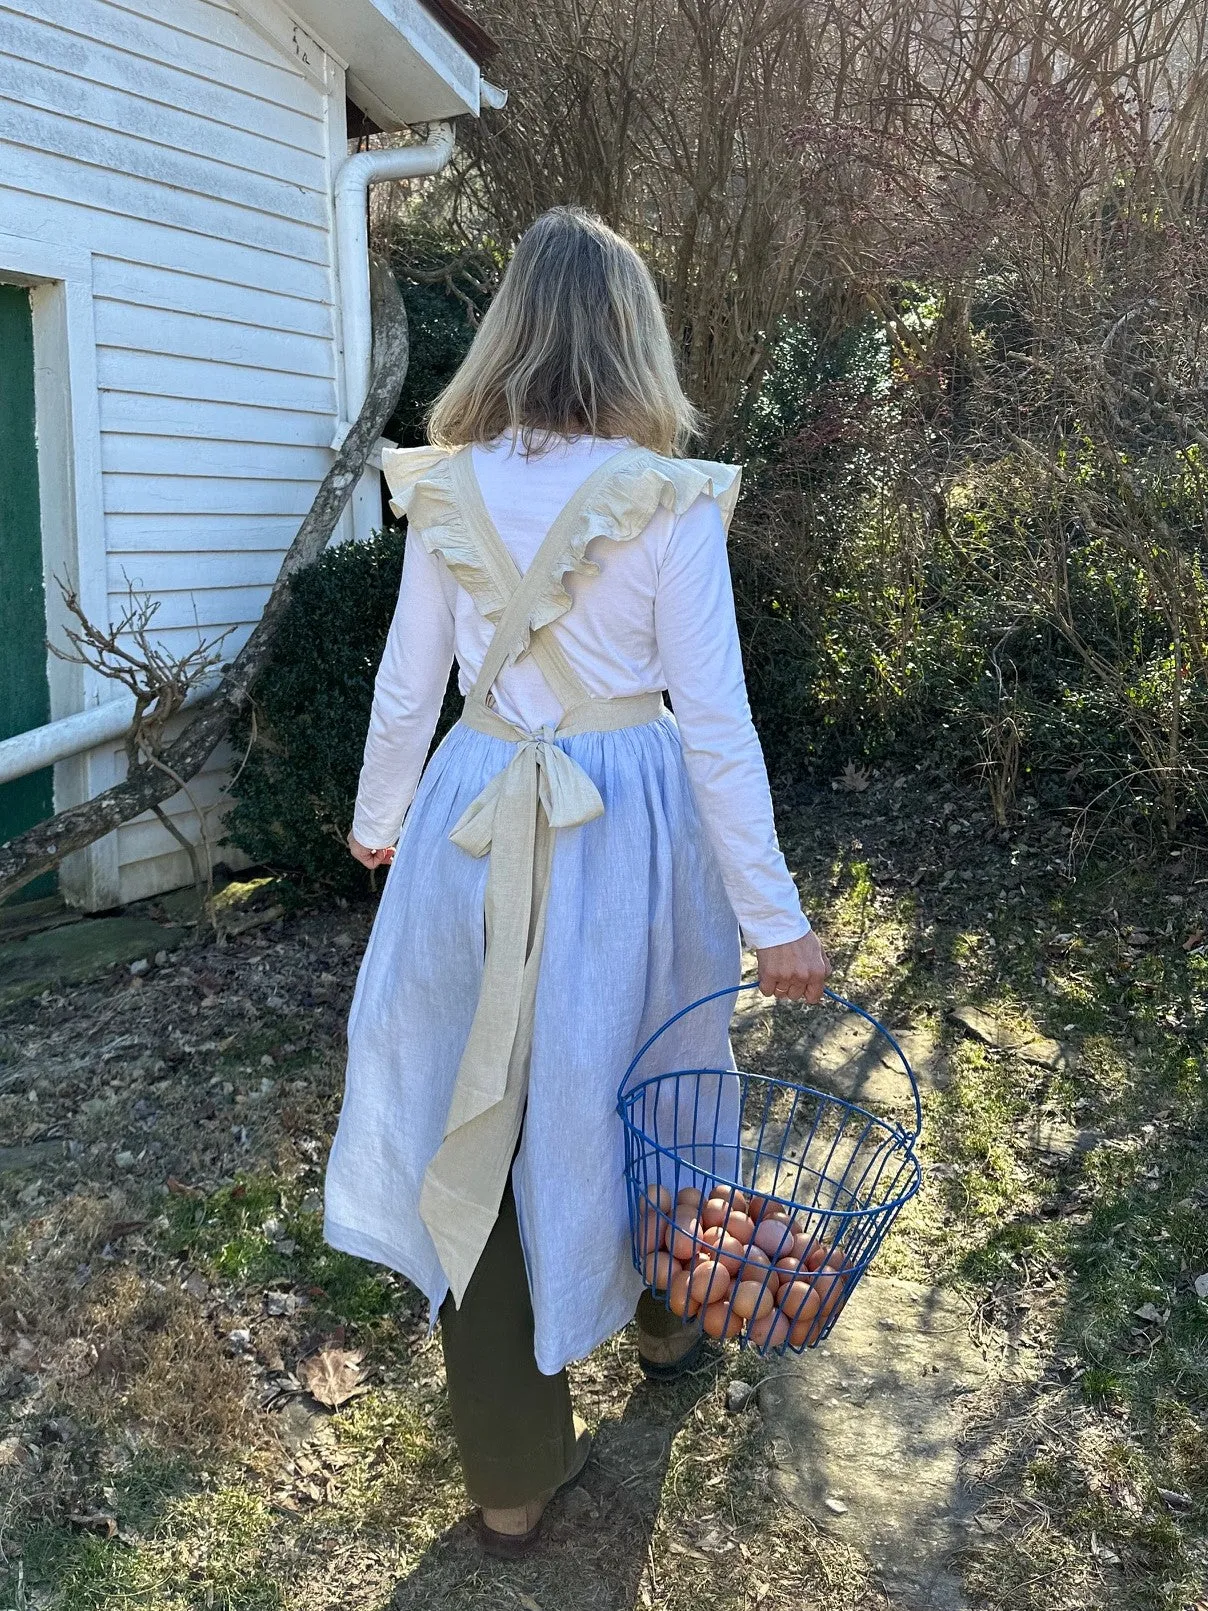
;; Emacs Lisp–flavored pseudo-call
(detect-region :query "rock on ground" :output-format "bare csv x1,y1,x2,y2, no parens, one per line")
948,1005,1072,1072
789,1014,942,1114
758,1276,987,1611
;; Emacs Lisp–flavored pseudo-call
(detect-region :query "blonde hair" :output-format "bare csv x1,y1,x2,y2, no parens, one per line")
426,207,702,456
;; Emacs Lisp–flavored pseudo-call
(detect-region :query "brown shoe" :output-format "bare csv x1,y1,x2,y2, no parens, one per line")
637,1320,705,1381
478,1417,592,1558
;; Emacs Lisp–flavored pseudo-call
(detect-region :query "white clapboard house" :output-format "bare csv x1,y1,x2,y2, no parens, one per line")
0,0,500,909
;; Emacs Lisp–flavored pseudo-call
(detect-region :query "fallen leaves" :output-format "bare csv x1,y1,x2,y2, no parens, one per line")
833,762,871,793
297,1345,370,1409
1132,1301,1168,1326
166,1175,204,1199
69,1510,118,1538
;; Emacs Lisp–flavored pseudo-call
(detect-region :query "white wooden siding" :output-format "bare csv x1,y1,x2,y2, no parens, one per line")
0,0,348,906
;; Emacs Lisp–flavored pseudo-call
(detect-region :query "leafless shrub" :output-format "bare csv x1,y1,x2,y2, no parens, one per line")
379,0,1208,833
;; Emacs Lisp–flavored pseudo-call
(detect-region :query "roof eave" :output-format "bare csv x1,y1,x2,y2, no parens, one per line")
283,0,495,124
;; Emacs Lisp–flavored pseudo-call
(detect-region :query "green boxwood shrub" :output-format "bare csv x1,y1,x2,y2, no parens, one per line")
226,529,460,894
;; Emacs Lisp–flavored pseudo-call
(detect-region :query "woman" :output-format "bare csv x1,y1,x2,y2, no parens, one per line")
324,206,829,1555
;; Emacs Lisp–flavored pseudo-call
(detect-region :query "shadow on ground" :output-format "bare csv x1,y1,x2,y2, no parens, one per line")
390,1364,721,1611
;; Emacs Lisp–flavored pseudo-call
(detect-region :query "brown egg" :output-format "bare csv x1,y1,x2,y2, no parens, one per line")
706,1183,749,1211
746,1308,774,1346
748,1309,792,1351
753,1217,796,1260
675,1187,703,1216
777,1280,820,1325
802,1240,830,1273
702,1300,745,1339
739,1244,773,1280
643,1250,680,1291
701,1195,745,1232
731,1280,775,1322
668,1214,704,1263
638,1214,663,1258
725,1211,756,1247
774,1253,806,1283
688,1258,731,1309
701,1225,746,1276
644,1184,673,1216
813,1256,848,1326
746,1192,774,1223
668,1266,699,1318
789,1292,825,1347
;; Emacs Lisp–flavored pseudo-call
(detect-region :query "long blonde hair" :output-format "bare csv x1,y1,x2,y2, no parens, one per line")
426,207,702,455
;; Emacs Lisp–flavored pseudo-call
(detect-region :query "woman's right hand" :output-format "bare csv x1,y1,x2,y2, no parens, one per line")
755,929,831,1003
347,831,395,870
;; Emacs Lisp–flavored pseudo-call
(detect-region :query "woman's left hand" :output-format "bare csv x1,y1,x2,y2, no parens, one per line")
348,831,395,870
755,930,831,1003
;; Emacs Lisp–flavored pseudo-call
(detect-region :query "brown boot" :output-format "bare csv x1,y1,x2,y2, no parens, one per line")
478,1416,592,1558
637,1318,705,1380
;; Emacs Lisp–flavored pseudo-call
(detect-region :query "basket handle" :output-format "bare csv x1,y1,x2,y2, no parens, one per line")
620,980,922,1143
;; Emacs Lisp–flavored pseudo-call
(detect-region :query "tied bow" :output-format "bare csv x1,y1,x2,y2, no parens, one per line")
448,725,605,858
436,726,604,1137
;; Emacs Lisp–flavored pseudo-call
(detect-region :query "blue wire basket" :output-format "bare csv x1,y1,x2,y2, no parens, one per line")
618,982,923,1356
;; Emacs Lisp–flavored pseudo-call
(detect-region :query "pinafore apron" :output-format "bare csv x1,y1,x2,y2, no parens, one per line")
420,445,667,1304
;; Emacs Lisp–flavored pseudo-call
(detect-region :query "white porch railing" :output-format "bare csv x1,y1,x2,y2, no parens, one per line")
0,677,219,788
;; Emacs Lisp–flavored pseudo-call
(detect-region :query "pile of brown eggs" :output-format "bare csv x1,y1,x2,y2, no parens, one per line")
638,1180,849,1351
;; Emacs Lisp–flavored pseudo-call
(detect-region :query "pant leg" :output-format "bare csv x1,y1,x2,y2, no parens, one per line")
439,1171,576,1509
636,1289,699,1340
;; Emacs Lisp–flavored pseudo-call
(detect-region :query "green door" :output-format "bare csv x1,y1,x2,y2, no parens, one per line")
0,283,56,901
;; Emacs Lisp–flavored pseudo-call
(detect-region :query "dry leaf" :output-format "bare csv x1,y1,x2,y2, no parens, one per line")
7,1335,41,1372
166,1176,204,1199
297,1345,369,1409
70,1511,117,1538
834,761,871,793
1132,1301,1168,1325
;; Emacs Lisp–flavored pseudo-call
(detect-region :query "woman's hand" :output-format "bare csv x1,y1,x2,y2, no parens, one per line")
347,831,395,871
755,930,831,1003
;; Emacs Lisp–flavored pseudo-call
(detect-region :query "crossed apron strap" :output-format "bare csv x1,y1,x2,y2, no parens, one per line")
448,443,648,719
418,443,657,1305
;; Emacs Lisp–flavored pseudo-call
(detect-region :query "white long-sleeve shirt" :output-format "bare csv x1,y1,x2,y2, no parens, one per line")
352,433,810,950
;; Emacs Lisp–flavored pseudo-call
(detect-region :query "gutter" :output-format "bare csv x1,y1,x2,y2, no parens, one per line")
331,120,458,460
330,86,505,462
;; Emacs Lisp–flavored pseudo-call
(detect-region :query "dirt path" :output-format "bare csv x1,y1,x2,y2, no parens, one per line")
1,775,1205,1610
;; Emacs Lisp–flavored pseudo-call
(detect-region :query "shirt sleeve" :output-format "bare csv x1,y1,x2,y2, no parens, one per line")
654,493,811,949
351,533,457,850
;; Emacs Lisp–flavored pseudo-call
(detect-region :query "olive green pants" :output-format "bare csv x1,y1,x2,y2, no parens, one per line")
439,1174,693,1508
439,1172,577,1508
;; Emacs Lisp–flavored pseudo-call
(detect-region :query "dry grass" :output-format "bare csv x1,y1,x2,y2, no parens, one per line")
1,776,1206,1609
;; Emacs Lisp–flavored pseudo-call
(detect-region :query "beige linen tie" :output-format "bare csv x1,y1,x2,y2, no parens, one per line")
418,447,663,1305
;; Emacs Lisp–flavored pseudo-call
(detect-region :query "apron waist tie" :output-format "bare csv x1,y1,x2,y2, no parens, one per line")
419,691,667,1306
